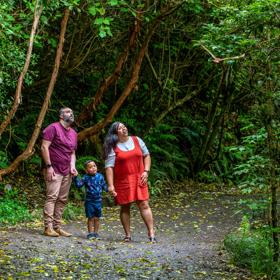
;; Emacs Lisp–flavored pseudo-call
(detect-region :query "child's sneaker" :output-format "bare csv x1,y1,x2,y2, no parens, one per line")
93,233,101,240
87,233,95,240
148,236,157,243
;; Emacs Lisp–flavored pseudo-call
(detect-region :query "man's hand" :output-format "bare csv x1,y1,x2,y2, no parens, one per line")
70,167,78,176
46,167,56,181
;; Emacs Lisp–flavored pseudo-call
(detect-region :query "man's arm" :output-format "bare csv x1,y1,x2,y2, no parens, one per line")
41,139,55,181
41,139,52,166
70,151,78,176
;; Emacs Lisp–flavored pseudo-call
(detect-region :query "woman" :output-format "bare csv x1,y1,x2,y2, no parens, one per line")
104,122,156,243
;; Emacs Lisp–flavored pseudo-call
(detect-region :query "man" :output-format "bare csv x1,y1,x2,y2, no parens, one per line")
41,107,78,237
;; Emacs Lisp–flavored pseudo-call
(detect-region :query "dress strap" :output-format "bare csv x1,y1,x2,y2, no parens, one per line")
131,136,140,148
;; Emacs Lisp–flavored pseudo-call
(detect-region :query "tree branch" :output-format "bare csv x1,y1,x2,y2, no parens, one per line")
201,44,245,64
0,0,43,137
75,11,142,125
77,4,182,142
0,8,70,180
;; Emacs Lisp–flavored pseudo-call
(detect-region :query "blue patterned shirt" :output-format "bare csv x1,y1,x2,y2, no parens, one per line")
73,173,108,201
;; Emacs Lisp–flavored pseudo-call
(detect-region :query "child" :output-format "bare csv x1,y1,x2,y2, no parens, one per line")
73,160,114,239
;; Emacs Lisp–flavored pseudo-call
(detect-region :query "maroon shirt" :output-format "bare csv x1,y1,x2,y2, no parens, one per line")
42,122,77,175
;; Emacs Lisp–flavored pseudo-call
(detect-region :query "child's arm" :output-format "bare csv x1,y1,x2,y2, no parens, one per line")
73,175,85,189
100,174,108,192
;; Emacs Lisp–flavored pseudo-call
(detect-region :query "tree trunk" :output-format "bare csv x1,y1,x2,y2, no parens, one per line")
0,1,43,137
195,66,234,173
194,68,225,172
0,8,70,180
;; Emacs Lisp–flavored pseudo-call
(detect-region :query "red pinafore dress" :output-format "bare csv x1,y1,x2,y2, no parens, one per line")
113,136,149,205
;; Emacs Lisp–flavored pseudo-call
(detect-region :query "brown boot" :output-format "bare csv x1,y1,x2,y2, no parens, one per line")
54,228,72,237
44,227,59,237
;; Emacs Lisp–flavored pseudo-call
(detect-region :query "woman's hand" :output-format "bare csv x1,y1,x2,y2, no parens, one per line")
108,185,117,197
140,171,149,186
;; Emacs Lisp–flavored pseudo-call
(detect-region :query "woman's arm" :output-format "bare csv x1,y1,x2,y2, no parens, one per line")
141,154,151,186
143,154,151,172
106,167,116,195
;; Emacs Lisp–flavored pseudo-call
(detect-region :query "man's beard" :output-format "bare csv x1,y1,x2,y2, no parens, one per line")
63,115,74,124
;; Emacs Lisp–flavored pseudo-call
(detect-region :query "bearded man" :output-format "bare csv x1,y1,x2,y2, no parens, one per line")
41,107,78,237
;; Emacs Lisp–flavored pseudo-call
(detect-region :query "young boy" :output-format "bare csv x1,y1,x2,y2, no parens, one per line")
73,160,113,239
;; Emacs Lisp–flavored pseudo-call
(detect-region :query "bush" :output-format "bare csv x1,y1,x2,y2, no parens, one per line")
0,187,32,225
62,202,84,221
224,216,280,279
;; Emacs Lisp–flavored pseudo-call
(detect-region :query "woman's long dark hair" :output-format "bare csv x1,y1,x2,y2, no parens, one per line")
103,122,120,159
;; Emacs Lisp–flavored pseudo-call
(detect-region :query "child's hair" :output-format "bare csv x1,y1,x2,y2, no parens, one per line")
84,160,95,168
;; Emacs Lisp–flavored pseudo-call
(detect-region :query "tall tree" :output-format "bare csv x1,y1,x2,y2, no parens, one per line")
0,8,70,180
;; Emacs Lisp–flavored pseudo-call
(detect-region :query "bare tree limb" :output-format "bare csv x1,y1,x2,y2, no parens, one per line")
75,12,142,125
145,51,162,88
78,4,182,142
155,90,199,124
201,44,245,64
0,0,43,137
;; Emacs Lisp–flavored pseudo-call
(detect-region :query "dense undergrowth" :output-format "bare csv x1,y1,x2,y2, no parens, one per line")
0,186,32,225
224,216,280,280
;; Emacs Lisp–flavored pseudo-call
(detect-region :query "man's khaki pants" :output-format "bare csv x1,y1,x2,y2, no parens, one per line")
43,173,72,229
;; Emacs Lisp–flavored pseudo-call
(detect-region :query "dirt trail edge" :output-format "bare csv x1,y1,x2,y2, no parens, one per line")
0,191,253,279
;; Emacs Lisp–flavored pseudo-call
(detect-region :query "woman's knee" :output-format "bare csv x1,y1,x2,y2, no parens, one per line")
137,200,150,211
120,203,131,213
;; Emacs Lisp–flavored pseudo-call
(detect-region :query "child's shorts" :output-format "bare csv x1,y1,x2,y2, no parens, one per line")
84,200,102,218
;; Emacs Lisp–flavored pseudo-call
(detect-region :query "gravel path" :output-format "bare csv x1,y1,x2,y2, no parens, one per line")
0,191,254,279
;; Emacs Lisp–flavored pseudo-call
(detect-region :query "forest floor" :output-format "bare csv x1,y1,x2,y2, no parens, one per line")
0,188,255,280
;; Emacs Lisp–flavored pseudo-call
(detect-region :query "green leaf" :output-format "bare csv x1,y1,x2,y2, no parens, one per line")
94,18,104,25
106,27,113,37
109,0,118,6
98,7,106,16
88,6,97,16
103,17,112,25
99,30,107,38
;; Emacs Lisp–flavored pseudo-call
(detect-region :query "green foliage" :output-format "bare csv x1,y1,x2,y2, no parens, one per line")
87,0,131,38
196,170,220,183
0,186,32,225
224,216,280,279
0,151,9,169
229,127,270,193
197,0,279,58
62,202,84,221
146,123,189,182
223,117,278,221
